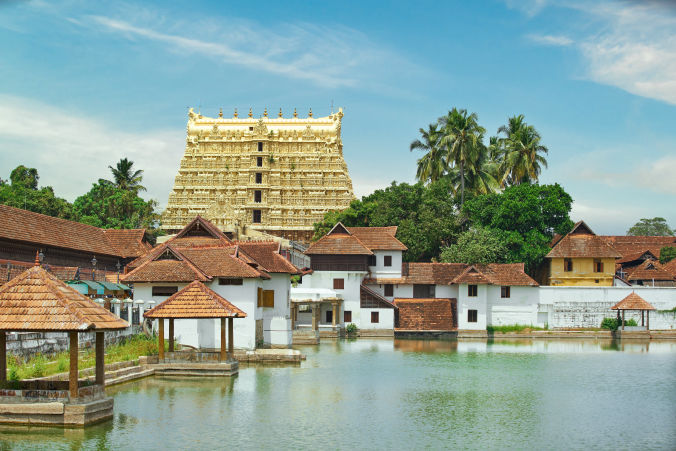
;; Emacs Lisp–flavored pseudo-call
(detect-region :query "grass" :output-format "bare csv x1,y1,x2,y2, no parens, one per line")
486,324,548,334
7,334,162,381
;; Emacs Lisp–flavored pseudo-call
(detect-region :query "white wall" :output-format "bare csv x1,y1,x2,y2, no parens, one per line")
369,250,403,278
487,286,540,327
260,273,292,347
457,283,488,330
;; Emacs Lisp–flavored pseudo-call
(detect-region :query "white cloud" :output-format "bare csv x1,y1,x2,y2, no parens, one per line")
350,175,393,199
503,0,550,17
570,201,641,235
0,94,183,208
526,34,573,46
637,156,676,195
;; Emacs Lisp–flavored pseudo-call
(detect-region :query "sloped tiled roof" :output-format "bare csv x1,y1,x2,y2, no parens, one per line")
360,284,397,309
346,227,408,251
625,260,675,282
611,292,656,311
364,262,537,286
143,281,247,319
102,229,152,258
305,233,373,255
404,263,467,285
0,266,128,331
547,221,621,258
604,236,676,259
180,247,266,279
122,257,209,283
478,263,539,286
236,241,299,274
452,266,493,284
616,250,657,265
663,259,676,277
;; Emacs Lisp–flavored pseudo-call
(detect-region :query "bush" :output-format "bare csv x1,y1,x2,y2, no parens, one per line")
345,323,358,334
601,317,619,330
29,354,47,378
625,318,638,327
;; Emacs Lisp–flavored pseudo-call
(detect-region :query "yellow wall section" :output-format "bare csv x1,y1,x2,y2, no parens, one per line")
548,257,616,286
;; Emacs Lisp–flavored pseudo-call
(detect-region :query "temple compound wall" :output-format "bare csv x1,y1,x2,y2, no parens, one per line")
161,108,355,242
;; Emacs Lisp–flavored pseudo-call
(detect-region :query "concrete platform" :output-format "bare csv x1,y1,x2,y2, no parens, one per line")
0,397,113,427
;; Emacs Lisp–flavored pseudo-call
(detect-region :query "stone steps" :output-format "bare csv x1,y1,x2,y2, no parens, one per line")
105,368,155,387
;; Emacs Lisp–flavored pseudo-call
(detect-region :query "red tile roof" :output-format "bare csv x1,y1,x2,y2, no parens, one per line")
360,284,397,309
143,281,247,319
346,226,407,251
236,241,299,274
306,222,410,255
663,259,676,277
452,266,493,284
547,223,621,258
478,263,539,286
0,204,149,258
625,260,675,282
305,234,373,255
611,292,656,311
364,262,537,286
604,236,676,259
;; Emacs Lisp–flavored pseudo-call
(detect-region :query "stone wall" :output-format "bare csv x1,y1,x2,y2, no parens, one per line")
395,299,455,331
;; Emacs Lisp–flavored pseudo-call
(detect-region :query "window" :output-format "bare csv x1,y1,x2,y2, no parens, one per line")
253,210,262,223
564,258,573,272
344,311,352,323
152,286,178,296
371,311,379,323
384,255,392,267
257,287,263,307
326,310,333,323
254,190,262,203
367,255,376,266
255,173,262,183
384,284,394,297
594,259,603,273
468,284,478,297
413,284,435,298
468,309,478,323
501,286,510,298
333,278,344,290
257,142,263,152
257,157,263,167
219,278,243,286
262,289,274,308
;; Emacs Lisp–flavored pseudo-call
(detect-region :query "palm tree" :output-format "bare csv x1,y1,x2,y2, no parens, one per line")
497,115,548,185
410,124,446,183
105,158,146,192
438,108,486,206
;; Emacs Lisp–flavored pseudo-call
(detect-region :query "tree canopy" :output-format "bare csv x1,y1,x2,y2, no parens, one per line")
439,227,507,265
0,165,74,219
660,246,676,264
627,218,674,236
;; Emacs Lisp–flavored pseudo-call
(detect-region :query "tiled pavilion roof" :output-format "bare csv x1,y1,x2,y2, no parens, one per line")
143,281,247,319
0,266,128,331
611,292,656,311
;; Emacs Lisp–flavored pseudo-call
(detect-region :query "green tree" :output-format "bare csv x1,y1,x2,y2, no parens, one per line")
0,166,74,218
659,246,676,264
627,218,674,236
313,179,461,261
104,158,146,192
10,165,39,190
496,115,548,186
440,227,507,265
410,124,446,183
438,108,486,206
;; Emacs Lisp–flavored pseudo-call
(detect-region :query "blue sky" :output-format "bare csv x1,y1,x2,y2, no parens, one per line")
1,0,675,234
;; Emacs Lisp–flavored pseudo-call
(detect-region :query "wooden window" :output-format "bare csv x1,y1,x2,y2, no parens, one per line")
367,255,376,266
371,311,379,323
468,284,478,297
257,287,263,307
254,190,262,203
256,156,263,167
413,284,435,298
468,309,478,323
384,284,394,297
564,258,573,272
257,142,263,152
344,310,352,323
501,286,510,298
255,173,262,183
253,209,262,223
325,310,333,323
333,278,344,290
219,278,243,285
384,255,392,267
152,286,178,296
262,289,274,308
594,259,603,273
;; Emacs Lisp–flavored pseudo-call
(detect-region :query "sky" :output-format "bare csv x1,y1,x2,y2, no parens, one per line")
1,0,675,234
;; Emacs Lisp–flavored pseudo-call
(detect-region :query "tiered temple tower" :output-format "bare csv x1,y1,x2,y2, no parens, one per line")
161,107,355,242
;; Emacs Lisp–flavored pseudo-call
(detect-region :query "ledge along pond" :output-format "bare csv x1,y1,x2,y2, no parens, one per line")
1,338,675,450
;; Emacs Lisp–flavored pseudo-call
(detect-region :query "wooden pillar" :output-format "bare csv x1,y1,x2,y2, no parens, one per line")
332,302,337,327
290,304,296,330
95,332,105,386
228,317,234,358
641,310,645,327
158,319,165,361
69,332,79,399
169,319,174,352
0,331,6,383
220,318,226,362
621,310,625,330
312,305,318,331
647,310,650,330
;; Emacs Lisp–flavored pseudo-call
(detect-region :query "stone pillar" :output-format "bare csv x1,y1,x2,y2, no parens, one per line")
621,310,625,330
647,310,650,330
228,317,234,358
69,332,79,399
0,331,6,383
311,304,318,331
158,319,165,361
220,318,226,362
290,304,296,330
95,332,105,386
332,302,338,327
169,319,174,352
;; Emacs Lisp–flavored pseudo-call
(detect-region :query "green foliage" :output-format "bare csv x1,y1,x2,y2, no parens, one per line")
103,158,146,192
0,166,74,219
290,275,301,287
627,217,674,236
56,354,68,373
486,324,547,333
345,323,358,334
659,246,676,264
10,165,39,190
313,179,461,261
625,318,638,327
601,317,619,330
29,354,47,378
462,183,574,273
440,227,507,265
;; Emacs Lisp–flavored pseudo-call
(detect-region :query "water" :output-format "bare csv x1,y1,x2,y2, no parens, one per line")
1,339,675,450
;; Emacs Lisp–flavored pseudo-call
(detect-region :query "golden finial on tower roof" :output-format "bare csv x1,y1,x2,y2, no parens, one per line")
234,108,238,118
278,108,283,118
264,108,268,117
308,108,313,118
218,108,223,118
248,108,253,118
293,108,297,118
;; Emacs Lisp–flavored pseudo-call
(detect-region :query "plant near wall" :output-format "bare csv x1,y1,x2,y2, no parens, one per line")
601,317,619,330
345,323,358,335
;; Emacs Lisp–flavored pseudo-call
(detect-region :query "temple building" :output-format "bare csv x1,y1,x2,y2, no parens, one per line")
161,107,355,242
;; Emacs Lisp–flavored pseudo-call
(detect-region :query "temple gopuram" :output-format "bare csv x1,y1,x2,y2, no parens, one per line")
161,107,355,242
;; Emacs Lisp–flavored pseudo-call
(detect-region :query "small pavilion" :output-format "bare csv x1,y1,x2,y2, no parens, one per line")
0,265,128,426
143,281,246,362
611,292,656,330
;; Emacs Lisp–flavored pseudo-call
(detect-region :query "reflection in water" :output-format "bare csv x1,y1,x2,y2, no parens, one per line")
1,339,675,450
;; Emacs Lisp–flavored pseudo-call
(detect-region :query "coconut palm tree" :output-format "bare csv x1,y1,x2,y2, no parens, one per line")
410,124,446,183
438,108,486,206
497,115,548,185
105,158,146,192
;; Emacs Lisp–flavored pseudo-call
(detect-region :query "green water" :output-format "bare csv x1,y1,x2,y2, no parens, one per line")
1,339,675,450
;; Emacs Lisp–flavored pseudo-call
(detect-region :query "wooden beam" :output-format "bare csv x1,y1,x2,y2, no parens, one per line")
169,319,174,353
228,317,234,358
69,332,78,399
158,319,165,361
95,332,105,386
0,331,6,383
220,317,226,362
332,303,337,327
